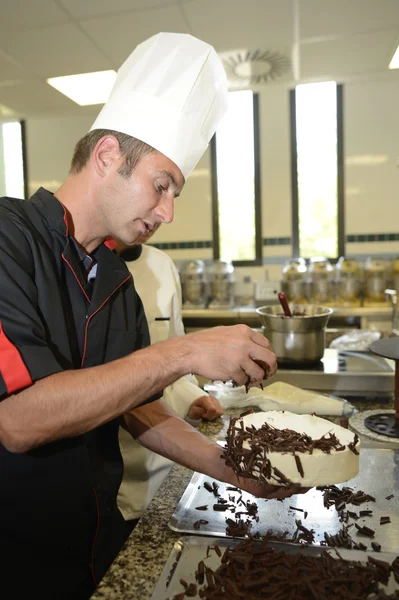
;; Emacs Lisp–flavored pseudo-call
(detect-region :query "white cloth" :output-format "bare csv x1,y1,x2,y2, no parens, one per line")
117,244,208,520
90,32,228,178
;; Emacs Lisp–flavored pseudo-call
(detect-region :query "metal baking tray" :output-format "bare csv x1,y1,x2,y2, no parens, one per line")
169,449,399,552
151,535,399,600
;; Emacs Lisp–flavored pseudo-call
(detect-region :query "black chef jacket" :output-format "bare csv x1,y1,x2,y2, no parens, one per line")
0,188,158,599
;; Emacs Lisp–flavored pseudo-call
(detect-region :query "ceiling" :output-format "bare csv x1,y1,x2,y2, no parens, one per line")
0,0,398,118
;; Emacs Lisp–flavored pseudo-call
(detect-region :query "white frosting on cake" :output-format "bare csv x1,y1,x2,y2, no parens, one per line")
236,411,360,487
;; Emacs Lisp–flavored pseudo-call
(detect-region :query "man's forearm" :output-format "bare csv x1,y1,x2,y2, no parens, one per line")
0,338,189,453
126,400,309,500
124,399,226,478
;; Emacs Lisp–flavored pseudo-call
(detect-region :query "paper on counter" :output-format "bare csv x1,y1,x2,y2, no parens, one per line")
248,382,356,416
204,380,356,416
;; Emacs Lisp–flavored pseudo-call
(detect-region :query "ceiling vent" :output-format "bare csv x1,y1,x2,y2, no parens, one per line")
222,49,291,85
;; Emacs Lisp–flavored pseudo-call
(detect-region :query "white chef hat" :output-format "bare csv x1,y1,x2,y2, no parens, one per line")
90,32,228,179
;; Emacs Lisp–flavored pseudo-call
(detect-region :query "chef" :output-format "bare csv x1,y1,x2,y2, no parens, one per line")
0,32,295,600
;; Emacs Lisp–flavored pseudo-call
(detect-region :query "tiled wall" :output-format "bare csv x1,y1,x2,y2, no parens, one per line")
26,76,399,292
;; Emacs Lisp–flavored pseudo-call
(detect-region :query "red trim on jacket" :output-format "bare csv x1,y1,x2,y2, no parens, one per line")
0,321,33,394
104,238,117,251
62,255,91,304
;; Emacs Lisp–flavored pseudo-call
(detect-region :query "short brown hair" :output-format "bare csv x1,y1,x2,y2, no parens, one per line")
70,129,155,179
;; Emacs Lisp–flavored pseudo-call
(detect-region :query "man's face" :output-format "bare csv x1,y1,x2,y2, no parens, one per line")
98,149,184,245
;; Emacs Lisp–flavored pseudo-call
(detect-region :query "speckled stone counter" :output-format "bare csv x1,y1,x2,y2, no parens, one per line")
91,398,394,600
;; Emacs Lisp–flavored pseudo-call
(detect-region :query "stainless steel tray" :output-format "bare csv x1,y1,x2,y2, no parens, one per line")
169,449,399,552
151,535,399,600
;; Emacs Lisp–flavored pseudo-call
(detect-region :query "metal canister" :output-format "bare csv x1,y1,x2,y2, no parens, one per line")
208,260,235,308
335,257,361,306
281,258,307,303
308,257,334,304
364,257,389,305
181,260,208,307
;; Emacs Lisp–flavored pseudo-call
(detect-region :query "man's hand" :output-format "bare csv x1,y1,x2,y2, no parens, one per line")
182,324,277,388
226,471,310,500
187,394,223,421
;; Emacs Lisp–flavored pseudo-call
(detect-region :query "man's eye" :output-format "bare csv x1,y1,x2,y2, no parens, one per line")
157,184,165,193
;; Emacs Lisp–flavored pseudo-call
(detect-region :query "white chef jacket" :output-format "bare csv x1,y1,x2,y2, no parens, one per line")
117,244,209,520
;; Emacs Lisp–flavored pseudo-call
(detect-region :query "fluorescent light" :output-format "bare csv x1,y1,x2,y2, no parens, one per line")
47,70,117,106
389,45,399,69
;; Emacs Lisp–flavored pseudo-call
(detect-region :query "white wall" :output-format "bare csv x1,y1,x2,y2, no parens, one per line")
26,115,94,195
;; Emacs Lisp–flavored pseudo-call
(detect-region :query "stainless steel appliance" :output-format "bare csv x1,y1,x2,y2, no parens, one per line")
181,260,208,308
256,303,333,364
208,260,235,309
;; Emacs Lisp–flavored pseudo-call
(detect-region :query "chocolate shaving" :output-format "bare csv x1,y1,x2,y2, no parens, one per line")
294,454,304,478
380,516,391,525
385,494,394,500
185,583,197,597
196,560,205,585
348,434,360,455
195,505,208,511
193,519,209,530
213,503,231,512
212,482,220,497
355,523,375,538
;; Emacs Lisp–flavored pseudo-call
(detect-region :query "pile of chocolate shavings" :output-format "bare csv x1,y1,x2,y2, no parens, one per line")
318,485,376,511
171,538,399,600
223,414,357,484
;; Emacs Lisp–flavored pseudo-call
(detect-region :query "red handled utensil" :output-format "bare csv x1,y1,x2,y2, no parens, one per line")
278,291,292,317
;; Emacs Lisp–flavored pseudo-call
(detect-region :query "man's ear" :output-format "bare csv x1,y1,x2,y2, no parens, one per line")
91,135,121,177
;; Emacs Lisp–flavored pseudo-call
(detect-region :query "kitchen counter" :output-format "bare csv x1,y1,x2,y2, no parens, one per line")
91,399,394,600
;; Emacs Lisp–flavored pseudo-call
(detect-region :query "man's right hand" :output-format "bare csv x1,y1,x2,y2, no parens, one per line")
182,324,277,388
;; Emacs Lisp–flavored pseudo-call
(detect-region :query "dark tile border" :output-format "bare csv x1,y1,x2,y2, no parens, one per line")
347,233,399,243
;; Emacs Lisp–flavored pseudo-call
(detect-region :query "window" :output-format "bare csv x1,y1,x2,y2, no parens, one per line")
290,83,344,259
0,120,27,199
211,91,262,266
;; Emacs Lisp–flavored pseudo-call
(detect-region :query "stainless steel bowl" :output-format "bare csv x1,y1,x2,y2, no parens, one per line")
256,303,333,365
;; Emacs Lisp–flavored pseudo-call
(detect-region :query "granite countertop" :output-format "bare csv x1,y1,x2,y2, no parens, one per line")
91,398,394,600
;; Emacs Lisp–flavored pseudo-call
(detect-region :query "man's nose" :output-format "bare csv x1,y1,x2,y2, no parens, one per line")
156,194,174,224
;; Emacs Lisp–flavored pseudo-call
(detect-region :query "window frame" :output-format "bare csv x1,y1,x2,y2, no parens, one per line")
211,92,263,267
290,83,345,262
